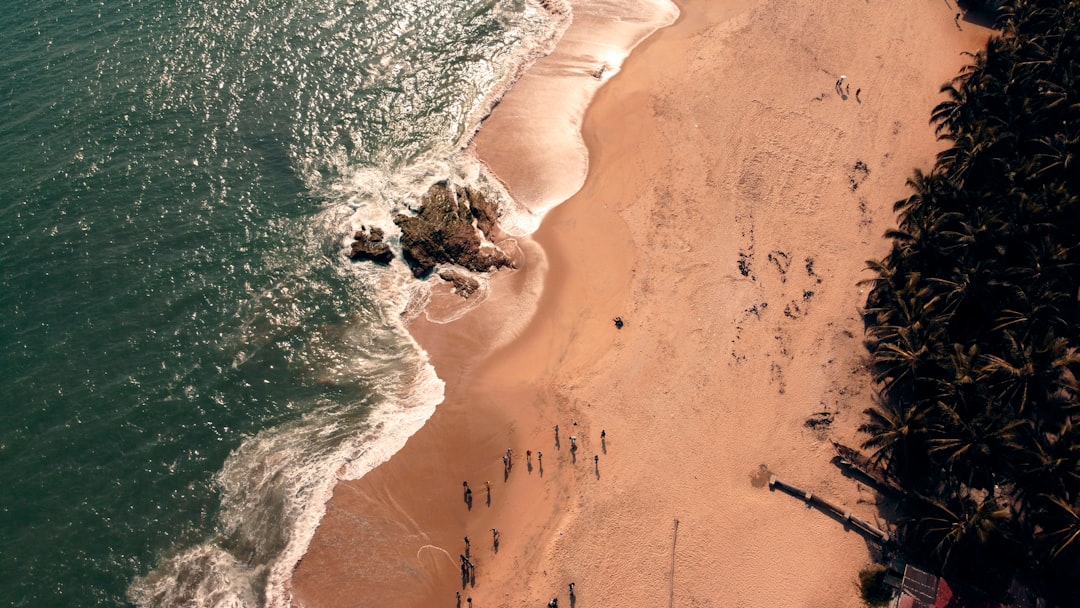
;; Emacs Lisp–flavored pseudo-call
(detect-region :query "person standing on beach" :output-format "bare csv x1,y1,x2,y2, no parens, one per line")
506,447,513,465
456,591,461,607
569,582,575,597
464,536,470,556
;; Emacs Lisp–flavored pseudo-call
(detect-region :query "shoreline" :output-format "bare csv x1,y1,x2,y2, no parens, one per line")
289,1,992,606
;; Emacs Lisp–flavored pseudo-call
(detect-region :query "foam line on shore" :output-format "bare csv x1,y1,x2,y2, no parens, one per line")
476,0,679,233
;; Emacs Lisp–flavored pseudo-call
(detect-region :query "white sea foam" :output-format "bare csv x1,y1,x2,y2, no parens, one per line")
130,325,445,608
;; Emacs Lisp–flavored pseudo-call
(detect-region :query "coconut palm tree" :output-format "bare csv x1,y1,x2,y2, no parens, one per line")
928,407,1027,490
980,332,1080,421
859,401,938,481
1011,419,1080,508
1036,494,1080,566
910,491,1012,573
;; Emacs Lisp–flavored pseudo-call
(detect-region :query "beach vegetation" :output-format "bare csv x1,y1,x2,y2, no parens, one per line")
857,564,894,607
857,0,1080,604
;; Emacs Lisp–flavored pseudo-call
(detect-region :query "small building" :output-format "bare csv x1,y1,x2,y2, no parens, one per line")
894,565,939,608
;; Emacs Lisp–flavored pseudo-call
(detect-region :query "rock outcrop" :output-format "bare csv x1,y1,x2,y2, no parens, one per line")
438,269,481,299
348,226,394,265
392,182,514,278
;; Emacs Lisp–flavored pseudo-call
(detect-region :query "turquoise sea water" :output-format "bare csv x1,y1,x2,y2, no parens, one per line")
0,1,559,605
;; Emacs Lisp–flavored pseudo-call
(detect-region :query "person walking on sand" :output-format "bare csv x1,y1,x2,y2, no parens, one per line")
594,454,599,465
456,591,461,607
507,448,513,465
855,88,861,102
526,449,532,463
569,582,575,597
464,536,470,555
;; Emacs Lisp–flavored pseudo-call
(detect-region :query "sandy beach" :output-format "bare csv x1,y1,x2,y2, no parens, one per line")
289,1,991,606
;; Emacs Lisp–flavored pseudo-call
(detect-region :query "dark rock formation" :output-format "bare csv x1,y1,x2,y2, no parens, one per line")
438,269,481,299
393,181,514,278
348,225,394,264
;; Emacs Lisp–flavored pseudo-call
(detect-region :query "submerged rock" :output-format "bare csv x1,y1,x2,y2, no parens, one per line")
393,181,514,278
348,225,394,264
438,269,481,299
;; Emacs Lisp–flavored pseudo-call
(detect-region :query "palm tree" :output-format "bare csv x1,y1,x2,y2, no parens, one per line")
980,332,1080,421
859,401,936,480
1011,420,1080,508
1036,494,1080,566
911,491,1012,573
928,407,1027,491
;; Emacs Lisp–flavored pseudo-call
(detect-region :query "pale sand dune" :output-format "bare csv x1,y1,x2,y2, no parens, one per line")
289,1,991,607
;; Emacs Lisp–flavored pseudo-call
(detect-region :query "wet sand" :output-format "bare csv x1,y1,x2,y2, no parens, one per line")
289,1,990,606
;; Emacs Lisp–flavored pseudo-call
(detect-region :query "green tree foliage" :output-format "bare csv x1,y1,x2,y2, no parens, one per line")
858,0,1080,602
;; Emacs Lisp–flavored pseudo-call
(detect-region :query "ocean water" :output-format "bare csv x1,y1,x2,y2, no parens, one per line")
0,1,564,606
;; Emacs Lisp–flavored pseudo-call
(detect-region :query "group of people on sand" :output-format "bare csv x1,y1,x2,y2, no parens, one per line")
456,423,606,605
835,74,861,102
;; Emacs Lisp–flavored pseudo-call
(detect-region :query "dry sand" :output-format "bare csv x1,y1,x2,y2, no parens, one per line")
289,1,991,606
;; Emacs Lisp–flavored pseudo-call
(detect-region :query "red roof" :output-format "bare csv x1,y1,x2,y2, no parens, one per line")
932,577,1006,608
